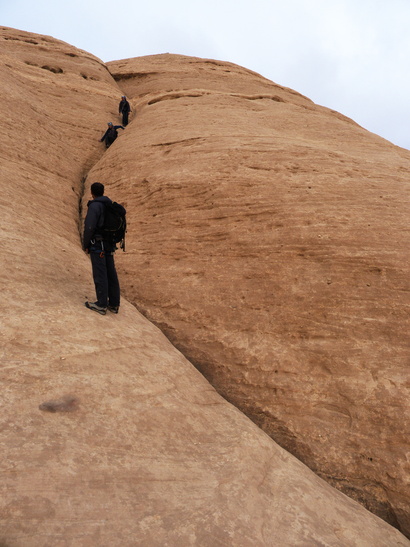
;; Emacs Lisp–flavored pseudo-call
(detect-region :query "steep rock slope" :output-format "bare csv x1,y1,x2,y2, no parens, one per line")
97,54,410,535
2,27,409,545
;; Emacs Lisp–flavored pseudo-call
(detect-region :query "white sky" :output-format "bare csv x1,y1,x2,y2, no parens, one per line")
2,0,410,150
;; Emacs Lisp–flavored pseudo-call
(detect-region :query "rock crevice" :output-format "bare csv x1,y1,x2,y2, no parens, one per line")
101,54,410,537
1,27,409,545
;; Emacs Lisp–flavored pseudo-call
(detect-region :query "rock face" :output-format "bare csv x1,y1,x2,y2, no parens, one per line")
101,54,409,534
1,27,409,545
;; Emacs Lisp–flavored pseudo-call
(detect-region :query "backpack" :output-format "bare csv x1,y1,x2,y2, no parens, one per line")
102,201,127,250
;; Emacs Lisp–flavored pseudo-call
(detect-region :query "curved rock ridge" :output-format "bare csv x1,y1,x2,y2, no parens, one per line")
97,55,409,534
1,27,409,545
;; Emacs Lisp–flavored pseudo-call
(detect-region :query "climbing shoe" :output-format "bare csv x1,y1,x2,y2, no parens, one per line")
85,301,107,315
107,305,119,314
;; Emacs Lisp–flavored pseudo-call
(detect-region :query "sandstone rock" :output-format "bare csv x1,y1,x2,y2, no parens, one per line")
1,27,409,545
100,54,410,535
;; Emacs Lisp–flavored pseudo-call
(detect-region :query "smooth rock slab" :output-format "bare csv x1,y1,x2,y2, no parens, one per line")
1,29,409,545
100,53,410,536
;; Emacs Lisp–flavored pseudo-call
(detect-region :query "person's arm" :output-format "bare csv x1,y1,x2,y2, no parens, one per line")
100,129,108,142
115,125,125,130
83,202,100,250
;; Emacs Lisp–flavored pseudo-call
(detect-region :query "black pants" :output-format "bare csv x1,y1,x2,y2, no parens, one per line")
122,111,129,126
90,251,120,308
105,136,116,148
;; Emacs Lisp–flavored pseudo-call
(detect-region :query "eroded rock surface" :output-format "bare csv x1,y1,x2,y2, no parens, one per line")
98,54,409,535
1,28,409,545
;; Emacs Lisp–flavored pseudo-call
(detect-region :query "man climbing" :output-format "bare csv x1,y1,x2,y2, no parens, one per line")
100,122,124,148
119,95,131,126
83,182,121,315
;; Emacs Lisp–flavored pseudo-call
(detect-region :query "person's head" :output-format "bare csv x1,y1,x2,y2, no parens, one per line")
108,122,113,127
122,95,126,99
91,182,104,198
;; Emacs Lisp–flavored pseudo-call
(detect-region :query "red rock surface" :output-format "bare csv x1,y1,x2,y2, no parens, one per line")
1,27,409,545
102,54,410,535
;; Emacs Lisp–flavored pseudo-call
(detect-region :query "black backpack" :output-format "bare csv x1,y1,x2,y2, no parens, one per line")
102,201,127,250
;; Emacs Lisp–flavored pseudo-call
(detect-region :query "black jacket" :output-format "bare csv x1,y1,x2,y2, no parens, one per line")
101,125,124,143
83,195,114,251
119,99,131,114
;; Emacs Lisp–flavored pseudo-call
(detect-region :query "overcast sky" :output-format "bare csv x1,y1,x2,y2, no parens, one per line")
3,0,410,150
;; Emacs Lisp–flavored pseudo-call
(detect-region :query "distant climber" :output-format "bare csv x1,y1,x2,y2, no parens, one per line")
119,95,131,126
83,182,121,315
100,122,124,148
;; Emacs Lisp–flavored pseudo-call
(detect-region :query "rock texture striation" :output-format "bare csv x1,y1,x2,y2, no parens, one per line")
101,54,409,535
1,27,409,545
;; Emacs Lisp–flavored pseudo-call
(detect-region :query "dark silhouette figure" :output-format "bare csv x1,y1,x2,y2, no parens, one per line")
83,182,121,315
119,96,131,126
100,122,124,148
